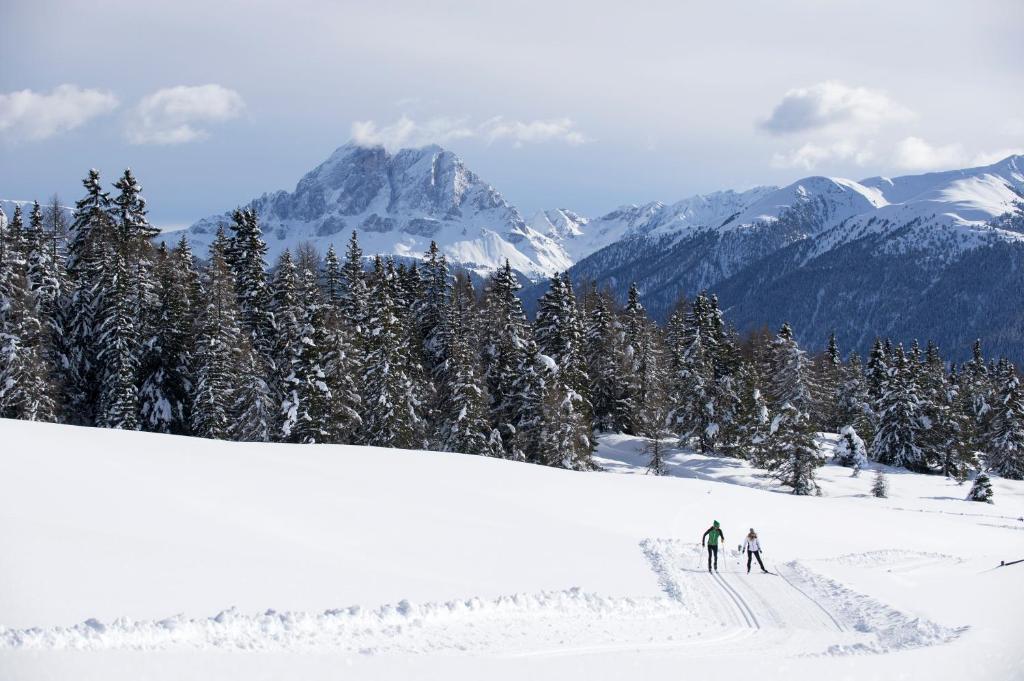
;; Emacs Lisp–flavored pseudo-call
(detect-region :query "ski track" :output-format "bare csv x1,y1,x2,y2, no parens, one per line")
0,540,964,658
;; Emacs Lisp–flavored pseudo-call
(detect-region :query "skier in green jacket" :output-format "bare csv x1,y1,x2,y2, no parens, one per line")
702,520,725,572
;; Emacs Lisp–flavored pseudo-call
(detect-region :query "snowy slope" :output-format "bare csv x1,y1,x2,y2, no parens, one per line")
1,419,1023,681
180,143,572,279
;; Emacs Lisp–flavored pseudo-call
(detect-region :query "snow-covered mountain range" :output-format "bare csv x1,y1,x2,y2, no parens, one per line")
179,145,1024,357
182,143,1024,281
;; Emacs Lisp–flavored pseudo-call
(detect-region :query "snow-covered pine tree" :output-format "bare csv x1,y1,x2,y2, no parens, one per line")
360,258,423,449
110,169,159,328
872,344,928,471
940,367,976,482
95,249,140,430
634,324,669,475
418,241,452,371
268,249,305,432
614,282,647,433
816,332,844,431
768,402,822,495
866,337,888,404
226,207,275,378
720,362,771,465
871,468,888,498
984,364,1024,479
835,351,875,442
834,425,868,474
531,273,594,467
436,283,499,456
280,267,334,443
667,293,717,452
966,472,993,503
768,323,816,420
962,339,994,451
191,228,244,440
583,292,625,432
480,260,532,459
63,169,115,424
0,215,58,422
322,244,343,307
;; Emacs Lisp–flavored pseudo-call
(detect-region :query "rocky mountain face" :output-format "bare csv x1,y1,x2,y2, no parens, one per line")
184,143,572,279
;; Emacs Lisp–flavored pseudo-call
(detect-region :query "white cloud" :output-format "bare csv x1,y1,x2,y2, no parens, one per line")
971,148,1024,166
760,81,913,135
351,115,589,151
771,140,875,170
0,85,119,141
127,84,245,145
891,136,966,171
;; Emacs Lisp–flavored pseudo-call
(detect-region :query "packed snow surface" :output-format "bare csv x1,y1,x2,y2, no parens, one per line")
1,420,1022,680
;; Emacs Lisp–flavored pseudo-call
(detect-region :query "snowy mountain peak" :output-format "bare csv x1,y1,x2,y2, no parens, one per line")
184,142,567,280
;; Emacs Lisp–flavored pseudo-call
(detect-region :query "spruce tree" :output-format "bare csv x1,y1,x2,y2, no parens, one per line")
834,425,868,474
667,294,716,452
95,250,140,430
769,403,821,495
584,293,624,432
872,345,927,471
984,366,1024,479
768,323,815,419
480,260,532,458
871,468,889,498
361,258,423,449
966,472,994,503
534,273,594,455
191,229,244,440
63,169,115,424
280,267,335,443
436,285,499,456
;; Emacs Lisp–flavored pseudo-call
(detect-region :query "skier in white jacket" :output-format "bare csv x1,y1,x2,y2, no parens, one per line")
744,528,769,574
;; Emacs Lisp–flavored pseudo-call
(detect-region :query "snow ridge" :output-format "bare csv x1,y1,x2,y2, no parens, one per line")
0,589,680,653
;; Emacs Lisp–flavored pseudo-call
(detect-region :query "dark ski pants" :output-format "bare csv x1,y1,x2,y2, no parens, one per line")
707,544,719,570
747,550,766,573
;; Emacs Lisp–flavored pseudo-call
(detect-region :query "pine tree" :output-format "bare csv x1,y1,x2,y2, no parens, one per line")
721,363,772,465
834,425,868,474
966,472,994,503
769,402,822,495
95,249,140,430
768,323,815,419
835,352,874,441
191,229,244,440
323,244,343,307
534,273,594,457
0,215,57,422
63,169,115,424
436,283,499,456
480,260,532,458
667,294,717,452
984,366,1024,479
584,293,624,432
872,345,927,471
269,249,304,427
871,468,889,498
280,267,335,443
361,258,423,448
110,169,159,328
226,208,275,386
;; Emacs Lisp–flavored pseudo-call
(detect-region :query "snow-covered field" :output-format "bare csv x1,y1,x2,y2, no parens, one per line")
1,420,1022,680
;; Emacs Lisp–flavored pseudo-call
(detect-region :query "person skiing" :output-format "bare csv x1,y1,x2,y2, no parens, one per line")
744,528,768,574
701,520,725,572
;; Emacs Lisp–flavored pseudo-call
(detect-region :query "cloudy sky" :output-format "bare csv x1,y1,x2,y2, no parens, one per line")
1,0,1022,228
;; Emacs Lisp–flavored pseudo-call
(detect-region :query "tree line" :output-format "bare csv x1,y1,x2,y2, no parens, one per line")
1,170,1022,494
